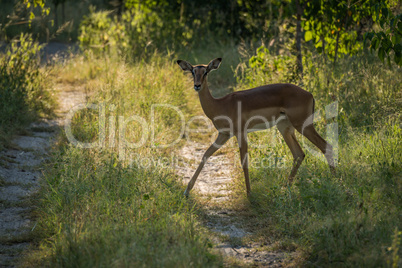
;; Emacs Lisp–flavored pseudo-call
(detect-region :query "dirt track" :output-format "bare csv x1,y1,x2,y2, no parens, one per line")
176,141,289,266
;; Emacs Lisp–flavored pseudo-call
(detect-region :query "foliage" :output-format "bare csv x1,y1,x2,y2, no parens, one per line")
303,0,372,60
387,228,402,268
78,7,116,54
23,0,50,26
123,0,292,42
364,3,402,66
302,0,401,64
236,44,299,88
78,6,167,58
0,0,51,41
77,1,307,58
0,33,54,146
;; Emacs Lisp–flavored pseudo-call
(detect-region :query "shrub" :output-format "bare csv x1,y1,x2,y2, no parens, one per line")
78,6,191,60
0,33,54,146
235,44,299,88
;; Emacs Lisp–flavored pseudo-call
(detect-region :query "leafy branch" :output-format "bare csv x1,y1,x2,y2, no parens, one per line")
364,4,402,66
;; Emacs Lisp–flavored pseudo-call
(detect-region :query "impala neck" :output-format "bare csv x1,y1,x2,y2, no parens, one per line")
198,77,219,119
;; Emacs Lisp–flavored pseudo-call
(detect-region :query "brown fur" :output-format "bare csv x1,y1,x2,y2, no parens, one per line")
177,58,335,196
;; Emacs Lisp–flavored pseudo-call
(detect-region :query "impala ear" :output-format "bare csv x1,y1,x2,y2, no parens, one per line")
177,60,193,72
206,58,222,74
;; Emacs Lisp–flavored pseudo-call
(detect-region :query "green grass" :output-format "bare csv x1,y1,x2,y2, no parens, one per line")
21,42,401,267
229,53,402,267
31,148,220,267
239,123,401,266
0,34,55,149
23,52,224,267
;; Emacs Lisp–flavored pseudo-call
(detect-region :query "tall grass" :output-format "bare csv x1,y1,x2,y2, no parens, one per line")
231,50,402,266
32,148,220,267
0,34,55,148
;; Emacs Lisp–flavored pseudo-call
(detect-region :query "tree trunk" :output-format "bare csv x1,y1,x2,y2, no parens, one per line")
295,0,303,79
321,35,326,61
334,13,349,67
54,3,59,28
117,0,124,18
333,29,340,66
61,1,65,26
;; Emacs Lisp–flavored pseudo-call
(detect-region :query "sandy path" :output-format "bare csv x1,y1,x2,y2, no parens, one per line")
176,141,288,266
0,84,87,267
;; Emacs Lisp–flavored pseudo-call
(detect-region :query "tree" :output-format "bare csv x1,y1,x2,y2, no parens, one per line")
50,0,67,27
365,3,402,66
301,0,401,66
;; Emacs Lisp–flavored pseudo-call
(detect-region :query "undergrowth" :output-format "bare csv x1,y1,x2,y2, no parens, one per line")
0,34,55,149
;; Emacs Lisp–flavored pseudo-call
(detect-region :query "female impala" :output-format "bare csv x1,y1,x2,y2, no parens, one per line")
177,58,335,197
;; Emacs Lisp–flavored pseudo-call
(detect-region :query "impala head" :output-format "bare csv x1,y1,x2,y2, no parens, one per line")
177,58,222,92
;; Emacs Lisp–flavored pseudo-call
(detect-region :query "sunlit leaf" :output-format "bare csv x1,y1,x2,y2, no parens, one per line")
305,31,313,42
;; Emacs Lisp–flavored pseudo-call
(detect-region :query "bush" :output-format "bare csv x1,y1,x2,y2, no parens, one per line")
235,44,299,88
78,7,121,55
78,5,194,60
78,6,162,59
0,33,54,146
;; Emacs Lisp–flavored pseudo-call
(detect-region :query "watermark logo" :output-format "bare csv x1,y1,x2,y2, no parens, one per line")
64,101,338,168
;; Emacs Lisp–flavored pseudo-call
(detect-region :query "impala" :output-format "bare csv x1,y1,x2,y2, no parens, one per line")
177,58,335,197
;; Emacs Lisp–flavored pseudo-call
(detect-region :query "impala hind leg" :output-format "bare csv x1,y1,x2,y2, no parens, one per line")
300,125,336,174
277,122,305,183
237,134,251,196
184,133,231,197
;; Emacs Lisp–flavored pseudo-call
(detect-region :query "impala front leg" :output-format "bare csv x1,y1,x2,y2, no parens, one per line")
184,133,230,197
238,134,251,196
